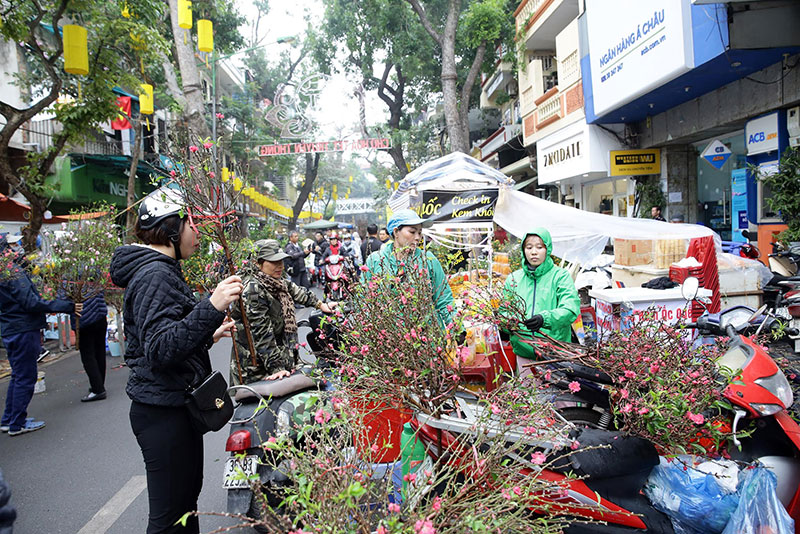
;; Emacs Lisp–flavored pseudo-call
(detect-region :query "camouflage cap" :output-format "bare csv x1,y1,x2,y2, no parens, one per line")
255,239,290,262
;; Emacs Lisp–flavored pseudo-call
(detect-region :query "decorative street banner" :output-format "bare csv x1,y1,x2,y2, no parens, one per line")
418,189,498,223
609,149,660,176
258,137,392,157
701,139,732,170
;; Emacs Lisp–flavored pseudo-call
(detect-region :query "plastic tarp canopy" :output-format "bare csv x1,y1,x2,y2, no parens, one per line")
389,152,514,211
494,188,720,265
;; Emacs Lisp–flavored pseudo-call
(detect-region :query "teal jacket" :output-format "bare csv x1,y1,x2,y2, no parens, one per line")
503,227,580,358
364,242,454,328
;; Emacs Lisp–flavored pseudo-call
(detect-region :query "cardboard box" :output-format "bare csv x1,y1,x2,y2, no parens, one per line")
614,239,654,266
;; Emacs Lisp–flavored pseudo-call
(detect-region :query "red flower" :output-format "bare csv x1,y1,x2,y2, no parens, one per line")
188,145,199,153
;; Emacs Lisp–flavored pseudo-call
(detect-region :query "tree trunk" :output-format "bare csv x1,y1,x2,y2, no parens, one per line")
288,153,321,231
125,120,142,241
167,0,211,140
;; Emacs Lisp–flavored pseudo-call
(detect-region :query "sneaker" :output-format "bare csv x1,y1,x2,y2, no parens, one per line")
8,419,45,436
81,391,107,402
1,417,34,432
37,349,50,363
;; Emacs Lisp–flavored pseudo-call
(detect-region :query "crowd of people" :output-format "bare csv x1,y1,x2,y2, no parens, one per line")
0,182,581,534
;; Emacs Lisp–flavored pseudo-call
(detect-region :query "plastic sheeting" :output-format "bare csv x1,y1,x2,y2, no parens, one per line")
494,188,721,265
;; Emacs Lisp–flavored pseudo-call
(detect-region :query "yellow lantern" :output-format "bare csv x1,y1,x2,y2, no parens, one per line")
178,0,192,29
385,179,392,189
221,167,229,182
62,25,89,76
348,175,353,182
233,177,242,191
197,19,213,53
139,84,153,115
332,184,338,200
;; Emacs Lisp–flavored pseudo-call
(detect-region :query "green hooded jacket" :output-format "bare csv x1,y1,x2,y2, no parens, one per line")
503,227,580,358
364,242,454,327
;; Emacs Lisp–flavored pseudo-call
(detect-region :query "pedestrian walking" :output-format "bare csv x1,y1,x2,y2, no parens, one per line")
110,187,242,534
73,292,109,402
0,235,78,436
284,231,311,288
651,205,666,221
360,223,383,262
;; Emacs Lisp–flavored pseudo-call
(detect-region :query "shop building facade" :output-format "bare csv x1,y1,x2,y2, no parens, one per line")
579,0,800,254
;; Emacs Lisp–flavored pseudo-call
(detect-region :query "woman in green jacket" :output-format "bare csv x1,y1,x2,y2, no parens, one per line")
363,209,454,328
503,227,580,376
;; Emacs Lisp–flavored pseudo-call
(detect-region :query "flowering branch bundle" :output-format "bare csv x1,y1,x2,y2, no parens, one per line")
333,263,462,415
40,207,121,348
165,139,258,367
568,314,732,455
224,380,605,534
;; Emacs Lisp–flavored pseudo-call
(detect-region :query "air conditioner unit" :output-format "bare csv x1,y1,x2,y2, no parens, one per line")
790,136,800,148
788,106,800,138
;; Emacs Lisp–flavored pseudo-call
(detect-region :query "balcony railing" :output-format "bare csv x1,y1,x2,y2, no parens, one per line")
535,89,561,126
515,0,547,30
83,140,123,155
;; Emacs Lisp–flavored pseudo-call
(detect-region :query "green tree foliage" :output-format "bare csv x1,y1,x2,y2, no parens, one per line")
754,147,800,242
0,0,169,250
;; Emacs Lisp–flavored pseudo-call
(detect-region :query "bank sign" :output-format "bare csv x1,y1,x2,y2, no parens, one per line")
745,112,779,156
585,0,694,117
418,189,498,223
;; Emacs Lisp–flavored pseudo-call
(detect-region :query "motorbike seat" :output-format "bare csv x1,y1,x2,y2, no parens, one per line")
233,373,317,402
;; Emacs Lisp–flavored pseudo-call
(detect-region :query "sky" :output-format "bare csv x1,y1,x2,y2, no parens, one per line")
233,0,388,143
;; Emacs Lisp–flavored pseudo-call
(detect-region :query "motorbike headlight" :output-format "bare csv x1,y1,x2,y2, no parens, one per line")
748,403,783,416
754,371,794,409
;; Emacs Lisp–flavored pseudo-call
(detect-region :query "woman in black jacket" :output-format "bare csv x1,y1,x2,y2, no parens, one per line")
110,187,242,534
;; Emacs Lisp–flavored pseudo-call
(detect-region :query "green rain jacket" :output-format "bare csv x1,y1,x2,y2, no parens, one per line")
503,227,580,359
364,242,455,328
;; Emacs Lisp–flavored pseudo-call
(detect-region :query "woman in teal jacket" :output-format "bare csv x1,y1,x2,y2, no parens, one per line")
503,227,580,374
363,209,454,328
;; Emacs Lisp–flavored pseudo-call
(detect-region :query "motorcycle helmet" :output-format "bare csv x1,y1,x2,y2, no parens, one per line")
330,231,339,240
138,186,187,259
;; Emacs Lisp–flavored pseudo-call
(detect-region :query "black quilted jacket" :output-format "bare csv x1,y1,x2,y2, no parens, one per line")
110,245,225,407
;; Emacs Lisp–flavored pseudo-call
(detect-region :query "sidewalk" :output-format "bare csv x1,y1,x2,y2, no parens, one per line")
0,339,79,380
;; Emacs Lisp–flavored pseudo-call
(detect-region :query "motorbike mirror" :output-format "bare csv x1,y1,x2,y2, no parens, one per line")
681,277,700,301
747,304,767,323
741,229,751,240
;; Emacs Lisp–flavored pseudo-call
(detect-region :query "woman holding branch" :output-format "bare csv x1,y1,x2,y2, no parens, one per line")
110,187,242,534
502,227,580,376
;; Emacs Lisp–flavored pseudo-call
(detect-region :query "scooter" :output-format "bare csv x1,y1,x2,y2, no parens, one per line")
323,254,350,301
682,283,800,523
223,367,320,530
409,392,676,532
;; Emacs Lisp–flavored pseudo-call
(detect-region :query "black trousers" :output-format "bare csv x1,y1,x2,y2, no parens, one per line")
291,269,310,289
130,401,204,534
79,319,108,394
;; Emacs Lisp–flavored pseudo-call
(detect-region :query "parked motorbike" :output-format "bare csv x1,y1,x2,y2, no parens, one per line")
410,393,676,532
323,254,350,301
682,285,800,523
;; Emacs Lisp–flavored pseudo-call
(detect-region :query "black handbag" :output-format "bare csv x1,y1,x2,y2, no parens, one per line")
185,370,233,434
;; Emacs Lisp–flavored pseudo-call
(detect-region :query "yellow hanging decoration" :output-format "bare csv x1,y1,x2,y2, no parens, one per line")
146,116,150,130
393,182,399,191
221,167,229,182
63,25,89,75
385,179,392,189
178,0,192,29
233,177,242,191
332,184,338,200
348,175,353,182
197,19,213,53
139,83,154,115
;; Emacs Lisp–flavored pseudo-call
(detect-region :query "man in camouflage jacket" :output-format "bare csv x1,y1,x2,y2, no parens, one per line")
230,239,334,385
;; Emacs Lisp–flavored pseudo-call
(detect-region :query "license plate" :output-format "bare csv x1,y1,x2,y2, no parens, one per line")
223,455,258,489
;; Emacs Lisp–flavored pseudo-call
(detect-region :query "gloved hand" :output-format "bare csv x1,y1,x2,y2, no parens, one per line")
523,314,544,333
455,330,467,346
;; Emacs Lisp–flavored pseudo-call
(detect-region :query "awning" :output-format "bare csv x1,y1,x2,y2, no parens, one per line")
0,194,69,223
494,188,719,264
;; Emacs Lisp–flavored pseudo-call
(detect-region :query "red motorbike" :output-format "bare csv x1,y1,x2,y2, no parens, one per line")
323,254,350,301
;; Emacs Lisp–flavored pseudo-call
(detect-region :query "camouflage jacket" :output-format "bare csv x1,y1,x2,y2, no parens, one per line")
230,272,321,385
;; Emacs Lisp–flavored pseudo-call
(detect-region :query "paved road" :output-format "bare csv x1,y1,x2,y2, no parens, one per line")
0,307,317,534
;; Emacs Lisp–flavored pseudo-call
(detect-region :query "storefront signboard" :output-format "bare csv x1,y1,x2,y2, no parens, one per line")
730,168,748,242
745,112,779,156
418,189,498,223
609,149,660,176
584,0,694,117
700,140,732,170
537,120,623,185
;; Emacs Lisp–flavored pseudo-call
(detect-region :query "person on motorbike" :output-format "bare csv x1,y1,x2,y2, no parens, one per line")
230,239,335,385
502,227,580,376
109,186,242,534
321,232,350,263
363,209,454,327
